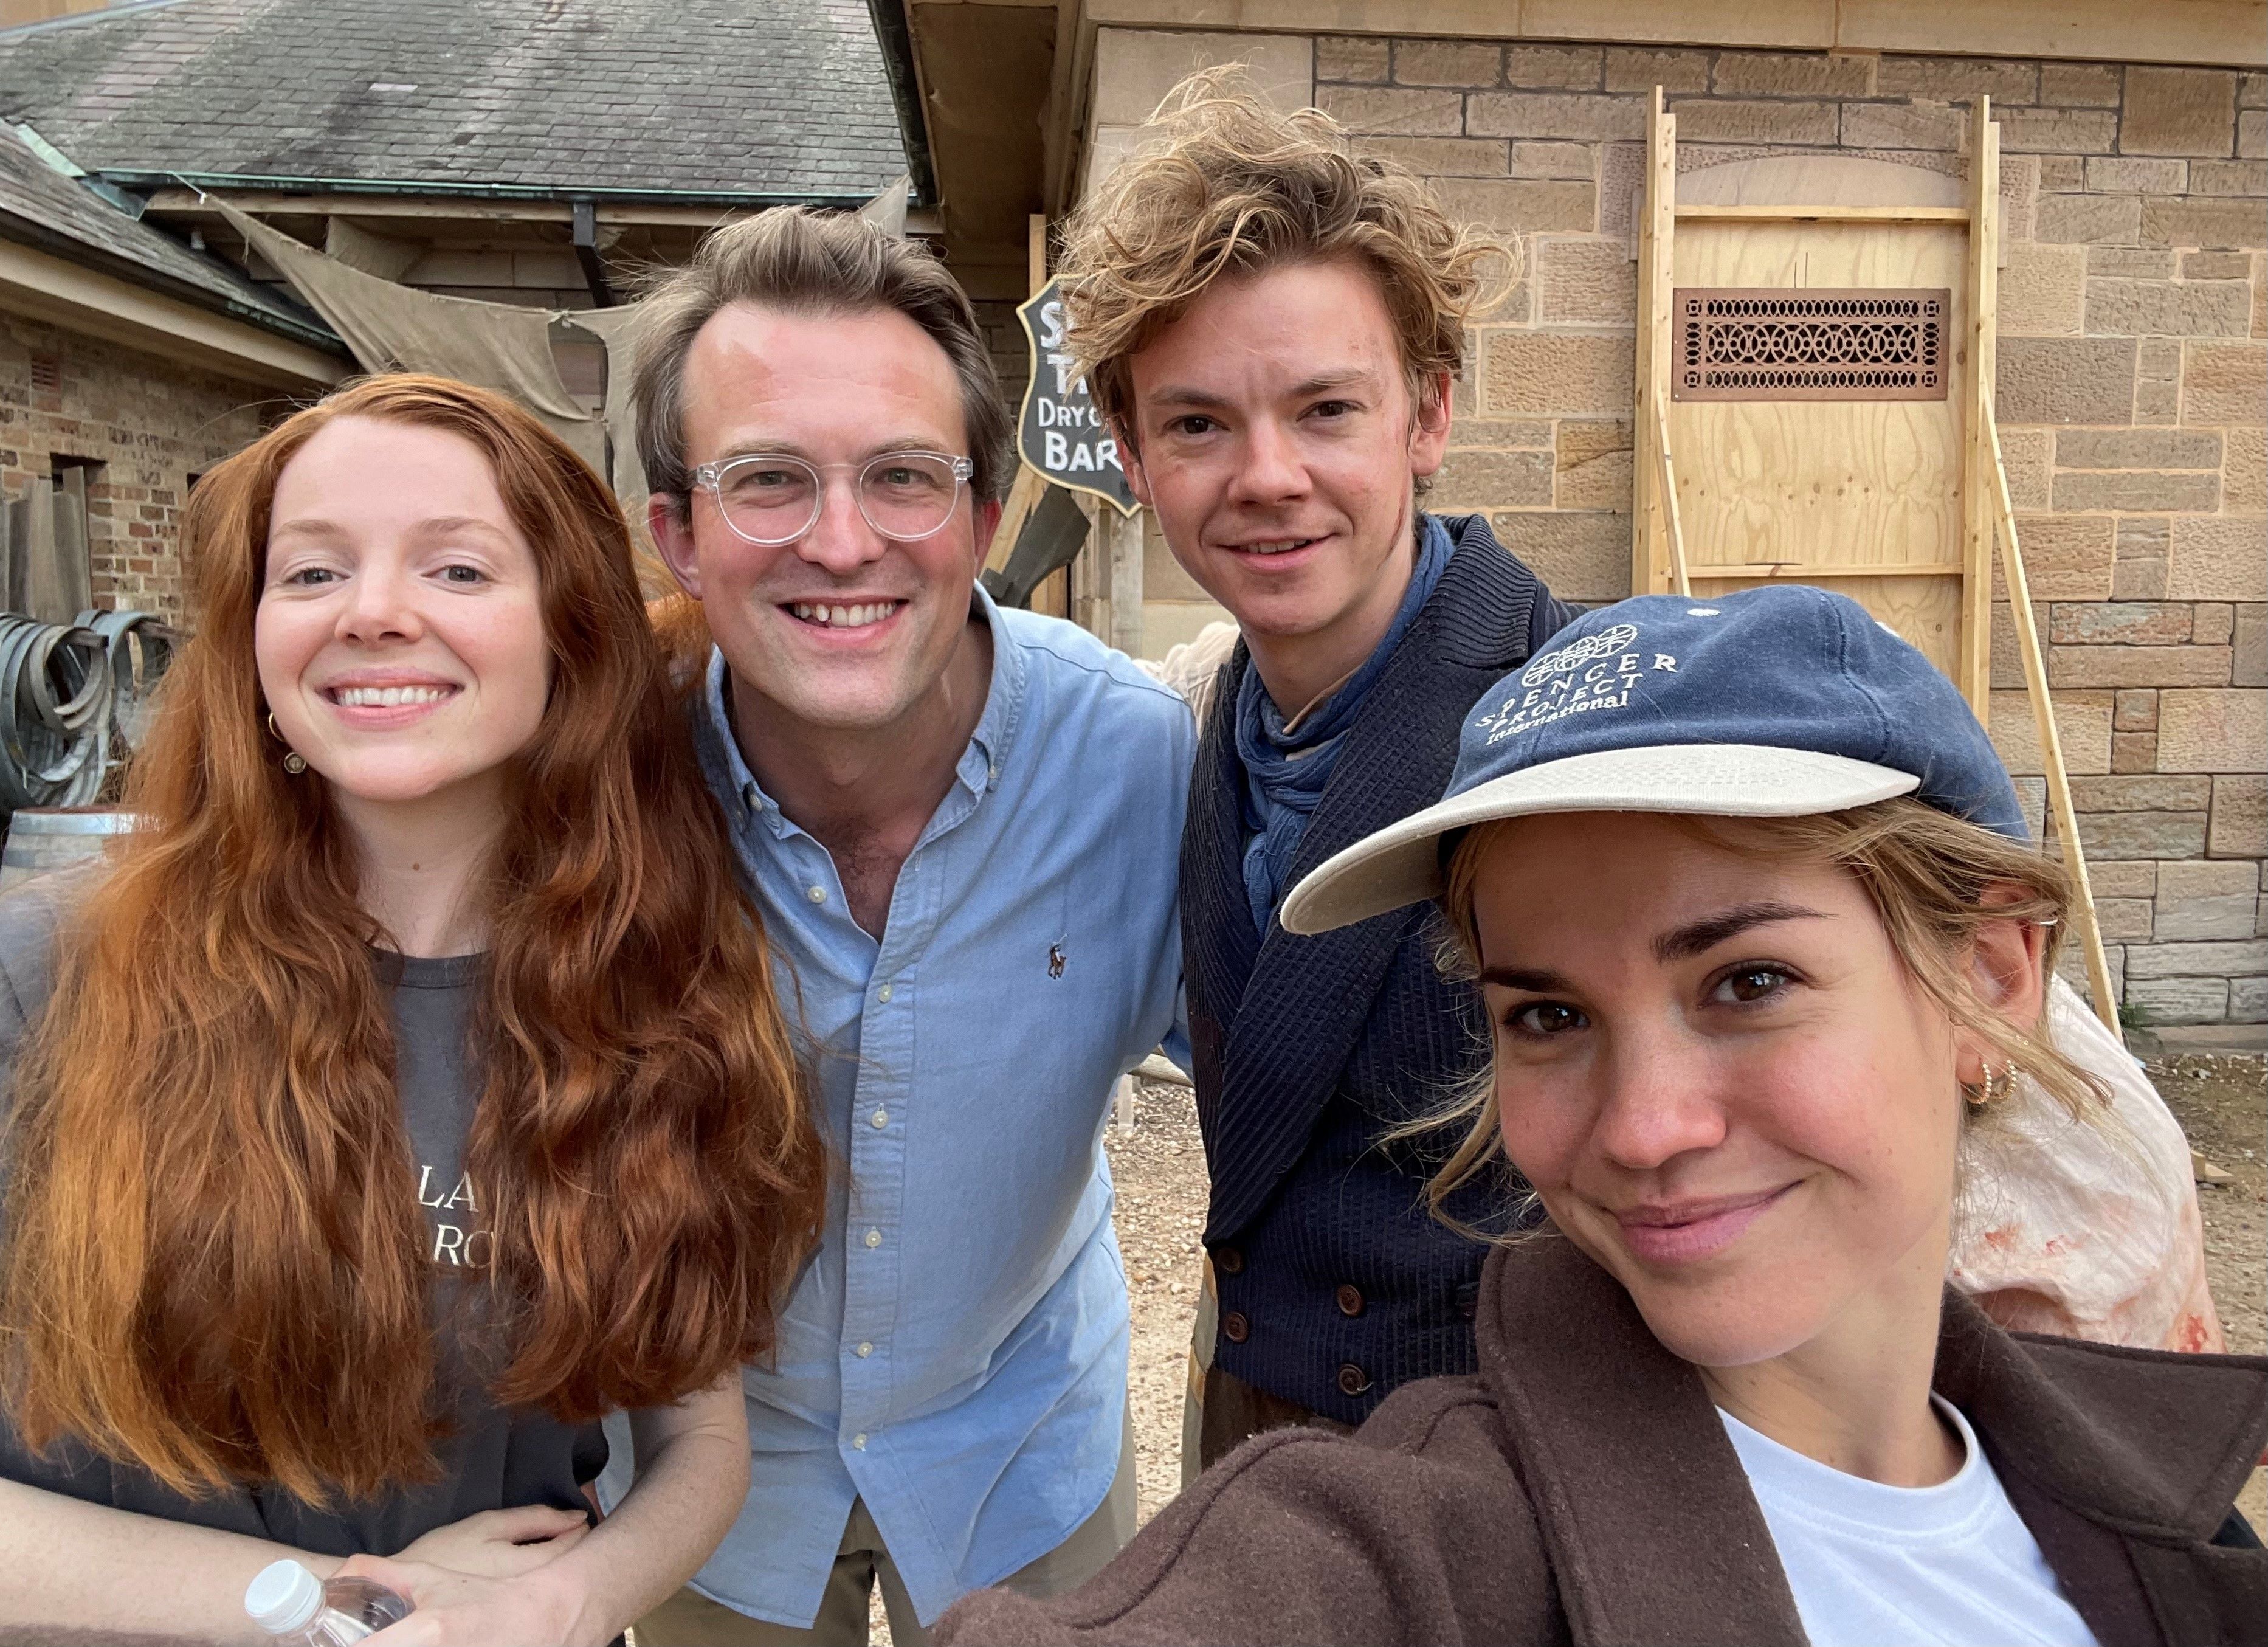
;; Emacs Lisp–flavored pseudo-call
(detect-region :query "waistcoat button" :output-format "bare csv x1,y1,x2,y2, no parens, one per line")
1334,1283,1364,1318
1221,1311,1250,1345
1336,1362,1371,1397
1214,1246,1244,1276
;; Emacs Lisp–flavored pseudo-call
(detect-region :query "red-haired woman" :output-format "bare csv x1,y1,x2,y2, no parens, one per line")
0,375,826,1645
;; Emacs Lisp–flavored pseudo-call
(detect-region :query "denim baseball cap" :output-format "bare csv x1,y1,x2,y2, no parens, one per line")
1280,584,2026,936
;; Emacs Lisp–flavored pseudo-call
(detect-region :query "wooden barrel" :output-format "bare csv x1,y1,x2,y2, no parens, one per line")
0,807,135,894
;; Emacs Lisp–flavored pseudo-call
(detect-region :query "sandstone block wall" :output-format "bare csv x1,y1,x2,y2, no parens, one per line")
1300,36,2264,1024
1,312,278,624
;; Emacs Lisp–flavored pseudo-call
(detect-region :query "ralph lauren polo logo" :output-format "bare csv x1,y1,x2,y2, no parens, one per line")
1048,943,1066,978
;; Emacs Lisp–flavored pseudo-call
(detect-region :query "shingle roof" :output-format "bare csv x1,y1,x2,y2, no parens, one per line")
0,121,339,345
0,0,910,199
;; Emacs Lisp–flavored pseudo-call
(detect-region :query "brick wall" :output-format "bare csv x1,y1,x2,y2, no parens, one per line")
1,311,284,624
1305,37,2265,1025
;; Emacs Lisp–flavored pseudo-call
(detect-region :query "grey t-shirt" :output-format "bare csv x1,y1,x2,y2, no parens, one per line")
0,879,605,1558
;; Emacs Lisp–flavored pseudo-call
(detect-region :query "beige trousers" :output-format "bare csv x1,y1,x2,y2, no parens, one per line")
633,1407,1137,1647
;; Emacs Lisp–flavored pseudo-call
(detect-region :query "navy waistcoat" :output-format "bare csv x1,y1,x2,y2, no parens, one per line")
1182,515,1577,1423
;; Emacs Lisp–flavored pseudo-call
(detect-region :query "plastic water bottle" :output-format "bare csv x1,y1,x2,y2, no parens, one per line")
245,1559,412,1644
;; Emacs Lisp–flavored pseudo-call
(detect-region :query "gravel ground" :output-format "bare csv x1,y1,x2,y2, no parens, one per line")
1105,1077,1215,1522
2149,1054,2266,1534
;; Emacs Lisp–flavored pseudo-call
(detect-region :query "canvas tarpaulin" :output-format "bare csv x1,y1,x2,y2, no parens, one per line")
216,174,912,518
560,302,648,519
216,200,608,474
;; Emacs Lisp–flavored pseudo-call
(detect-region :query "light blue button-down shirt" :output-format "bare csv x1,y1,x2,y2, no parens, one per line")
675,586,1191,1628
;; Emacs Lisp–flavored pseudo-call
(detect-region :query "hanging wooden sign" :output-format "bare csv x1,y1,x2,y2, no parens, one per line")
1015,278,1137,516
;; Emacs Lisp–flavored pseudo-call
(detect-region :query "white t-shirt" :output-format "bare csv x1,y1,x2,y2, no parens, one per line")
1719,1398,2100,1647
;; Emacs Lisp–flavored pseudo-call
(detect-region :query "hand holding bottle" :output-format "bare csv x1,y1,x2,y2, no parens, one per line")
246,1561,411,1646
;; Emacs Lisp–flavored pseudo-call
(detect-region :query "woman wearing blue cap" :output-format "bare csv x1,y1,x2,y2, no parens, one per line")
939,585,2263,1647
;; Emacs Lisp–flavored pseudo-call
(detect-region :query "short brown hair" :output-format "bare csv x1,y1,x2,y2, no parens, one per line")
633,207,1012,508
1055,67,1517,440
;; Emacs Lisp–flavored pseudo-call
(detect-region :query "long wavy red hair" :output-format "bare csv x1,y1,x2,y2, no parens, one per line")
0,375,824,1503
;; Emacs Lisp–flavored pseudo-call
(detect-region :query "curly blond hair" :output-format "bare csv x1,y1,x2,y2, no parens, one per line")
1055,66,1518,441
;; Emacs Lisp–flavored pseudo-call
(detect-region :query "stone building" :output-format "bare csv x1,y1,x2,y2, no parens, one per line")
886,1,2265,1030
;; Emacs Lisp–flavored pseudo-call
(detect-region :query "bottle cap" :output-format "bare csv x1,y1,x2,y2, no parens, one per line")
245,1559,325,1635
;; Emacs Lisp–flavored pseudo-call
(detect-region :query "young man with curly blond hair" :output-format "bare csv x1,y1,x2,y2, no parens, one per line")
1056,71,1582,1468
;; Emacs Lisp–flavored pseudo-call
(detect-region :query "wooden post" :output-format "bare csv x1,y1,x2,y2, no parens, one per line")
1023,213,1073,620
1632,88,1678,598
1984,402,2123,1041
985,467,1047,579
1108,506,1144,657
21,478,60,624
1655,401,1692,598
1958,98,2000,716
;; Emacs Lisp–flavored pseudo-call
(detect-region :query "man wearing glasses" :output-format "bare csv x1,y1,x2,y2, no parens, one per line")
624,209,1192,1645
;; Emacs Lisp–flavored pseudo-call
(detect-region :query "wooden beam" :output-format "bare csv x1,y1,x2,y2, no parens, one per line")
1673,204,1973,223
1960,98,2002,716
985,466,1048,576
1022,211,1072,620
1685,562,1969,579
0,238,345,388
1984,401,2123,1042
1655,400,1692,598
1631,88,1677,598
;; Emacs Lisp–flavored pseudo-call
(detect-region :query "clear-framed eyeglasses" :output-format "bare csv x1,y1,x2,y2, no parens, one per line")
691,451,976,547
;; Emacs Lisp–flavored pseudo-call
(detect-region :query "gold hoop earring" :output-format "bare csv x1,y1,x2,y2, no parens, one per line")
266,711,308,775
1964,1062,2016,1107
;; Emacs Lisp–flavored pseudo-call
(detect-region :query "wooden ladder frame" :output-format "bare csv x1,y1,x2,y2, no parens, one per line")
1630,91,2123,1040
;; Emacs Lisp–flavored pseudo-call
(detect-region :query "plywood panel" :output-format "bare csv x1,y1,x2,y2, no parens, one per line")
1692,571,1963,680
1669,220,1968,585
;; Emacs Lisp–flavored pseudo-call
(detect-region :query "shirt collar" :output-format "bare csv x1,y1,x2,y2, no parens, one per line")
699,579,1028,829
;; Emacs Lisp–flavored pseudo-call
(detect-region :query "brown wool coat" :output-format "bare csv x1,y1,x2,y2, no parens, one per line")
938,1236,2267,1647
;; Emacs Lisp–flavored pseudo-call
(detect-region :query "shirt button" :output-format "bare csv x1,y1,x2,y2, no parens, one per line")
807,885,827,903
987,762,1000,783
856,1342,874,1358
1336,1283,1365,1319
1214,1246,1244,1277
870,1107,888,1129
1337,1362,1372,1398
852,1433,867,1451
877,983,894,1003
864,1227,882,1249
1221,1311,1249,1345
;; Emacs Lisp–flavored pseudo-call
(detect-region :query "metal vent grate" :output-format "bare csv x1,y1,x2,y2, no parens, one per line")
1672,288,1949,401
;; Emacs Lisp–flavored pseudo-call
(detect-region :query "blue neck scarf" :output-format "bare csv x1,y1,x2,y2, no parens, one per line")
1235,513,1455,934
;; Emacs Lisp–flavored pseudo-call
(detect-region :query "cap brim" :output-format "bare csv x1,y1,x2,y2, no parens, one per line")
1279,744,1921,935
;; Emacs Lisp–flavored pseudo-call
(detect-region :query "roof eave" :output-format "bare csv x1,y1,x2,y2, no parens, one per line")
865,0,939,207
101,170,886,210
0,208,346,356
